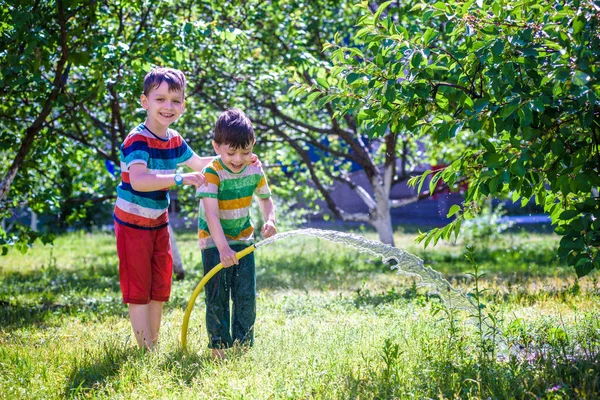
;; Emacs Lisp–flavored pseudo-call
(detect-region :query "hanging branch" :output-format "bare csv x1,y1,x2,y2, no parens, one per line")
0,0,70,202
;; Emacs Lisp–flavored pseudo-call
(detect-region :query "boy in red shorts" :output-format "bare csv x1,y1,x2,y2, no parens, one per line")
114,67,211,349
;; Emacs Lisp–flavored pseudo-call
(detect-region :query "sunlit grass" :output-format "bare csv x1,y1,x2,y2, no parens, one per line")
1,228,599,399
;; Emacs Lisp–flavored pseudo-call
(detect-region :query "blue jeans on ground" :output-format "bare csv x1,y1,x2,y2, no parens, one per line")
201,244,256,349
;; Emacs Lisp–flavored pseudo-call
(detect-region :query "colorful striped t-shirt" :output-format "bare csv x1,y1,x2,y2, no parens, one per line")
196,156,271,250
114,124,193,230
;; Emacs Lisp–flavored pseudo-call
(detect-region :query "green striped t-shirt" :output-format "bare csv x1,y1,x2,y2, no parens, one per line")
196,157,271,249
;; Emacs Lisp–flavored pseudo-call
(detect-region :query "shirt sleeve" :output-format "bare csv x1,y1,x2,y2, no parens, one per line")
196,166,220,199
254,168,271,199
173,131,194,165
121,136,149,170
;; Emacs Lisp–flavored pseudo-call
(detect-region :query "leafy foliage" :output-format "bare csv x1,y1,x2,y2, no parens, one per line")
308,0,600,276
2,0,432,251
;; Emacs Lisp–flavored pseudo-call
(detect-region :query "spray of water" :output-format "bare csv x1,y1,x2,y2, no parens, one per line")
257,228,478,312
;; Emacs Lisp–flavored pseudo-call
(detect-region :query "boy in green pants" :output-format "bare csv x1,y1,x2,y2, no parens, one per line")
196,108,276,359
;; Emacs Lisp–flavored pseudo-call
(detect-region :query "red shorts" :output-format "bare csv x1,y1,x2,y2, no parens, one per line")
115,222,173,304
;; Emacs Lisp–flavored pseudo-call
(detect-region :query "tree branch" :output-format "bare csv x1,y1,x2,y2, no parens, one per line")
429,46,478,94
0,0,70,202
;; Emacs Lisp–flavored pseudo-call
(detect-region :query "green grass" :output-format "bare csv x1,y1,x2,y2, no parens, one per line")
1,229,599,399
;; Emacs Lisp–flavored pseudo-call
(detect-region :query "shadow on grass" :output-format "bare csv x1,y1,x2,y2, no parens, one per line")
351,283,426,308
0,301,75,331
64,342,134,398
160,348,215,386
419,244,569,277
0,259,119,296
256,249,389,291
0,260,125,331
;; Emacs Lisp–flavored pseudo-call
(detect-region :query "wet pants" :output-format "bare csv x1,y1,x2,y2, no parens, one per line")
202,244,256,349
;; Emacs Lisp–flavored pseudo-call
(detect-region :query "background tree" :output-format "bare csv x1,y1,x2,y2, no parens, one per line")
0,0,99,252
0,0,197,276
3,0,446,252
305,0,599,276
176,0,443,246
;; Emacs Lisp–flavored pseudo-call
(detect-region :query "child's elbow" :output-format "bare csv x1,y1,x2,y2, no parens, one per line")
130,180,142,191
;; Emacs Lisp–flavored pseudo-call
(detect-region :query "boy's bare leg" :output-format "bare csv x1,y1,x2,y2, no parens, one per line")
128,301,163,349
129,303,152,349
148,300,163,345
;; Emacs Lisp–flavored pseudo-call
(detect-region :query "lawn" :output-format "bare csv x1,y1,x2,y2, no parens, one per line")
1,228,599,399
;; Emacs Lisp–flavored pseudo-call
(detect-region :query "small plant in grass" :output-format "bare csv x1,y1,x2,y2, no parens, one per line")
430,297,462,357
379,337,402,395
465,245,503,363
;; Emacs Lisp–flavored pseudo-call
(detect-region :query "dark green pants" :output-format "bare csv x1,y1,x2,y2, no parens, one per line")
201,244,256,349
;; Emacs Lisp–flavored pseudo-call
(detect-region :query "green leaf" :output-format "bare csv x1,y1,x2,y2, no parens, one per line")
374,1,393,22
518,106,533,127
572,15,587,35
436,93,449,110
491,40,504,57
559,210,580,220
385,82,396,103
572,70,590,86
423,28,437,45
485,153,504,168
530,99,545,113
481,139,495,153
453,218,462,240
510,160,526,177
305,91,322,107
316,77,330,89
346,73,363,84
448,121,464,138
575,260,594,278
462,96,474,110
473,98,489,113
499,102,519,120
417,169,433,194
433,2,447,11
447,204,461,218
429,171,443,194
411,51,423,68
424,230,436,248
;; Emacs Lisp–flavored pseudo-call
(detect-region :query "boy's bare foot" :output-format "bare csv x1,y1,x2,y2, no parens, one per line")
211,348,226,360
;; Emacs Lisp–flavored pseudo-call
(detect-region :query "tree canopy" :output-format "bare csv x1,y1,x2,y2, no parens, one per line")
299,0,599,276
1,0,598,277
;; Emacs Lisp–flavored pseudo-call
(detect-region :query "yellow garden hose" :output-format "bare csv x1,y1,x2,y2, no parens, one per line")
181,244,256,350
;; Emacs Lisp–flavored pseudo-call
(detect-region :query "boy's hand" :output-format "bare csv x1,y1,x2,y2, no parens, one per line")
261,220,277,238
250,154,262,168
183,172,206,188
219,246,238,268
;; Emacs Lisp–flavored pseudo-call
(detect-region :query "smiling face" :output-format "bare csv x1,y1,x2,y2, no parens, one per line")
213,141,255,173
140,81,185,136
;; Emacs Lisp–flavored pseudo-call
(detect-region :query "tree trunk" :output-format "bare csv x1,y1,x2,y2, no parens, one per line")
372,212,395,246
169,224,185,280
0,127,40,202
370,168,395,246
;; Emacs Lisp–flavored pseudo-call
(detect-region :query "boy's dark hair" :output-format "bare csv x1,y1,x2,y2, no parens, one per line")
143,67,186,96
214,108,255,149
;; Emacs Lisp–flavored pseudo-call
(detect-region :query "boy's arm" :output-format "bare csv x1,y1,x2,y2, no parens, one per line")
202,197,238,268
185,153,262,172
258,197,277,238
128,163,205,192
184,154,214,173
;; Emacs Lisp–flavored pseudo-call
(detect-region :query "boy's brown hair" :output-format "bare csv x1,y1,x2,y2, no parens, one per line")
214,108,255,150
143,67,186,97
